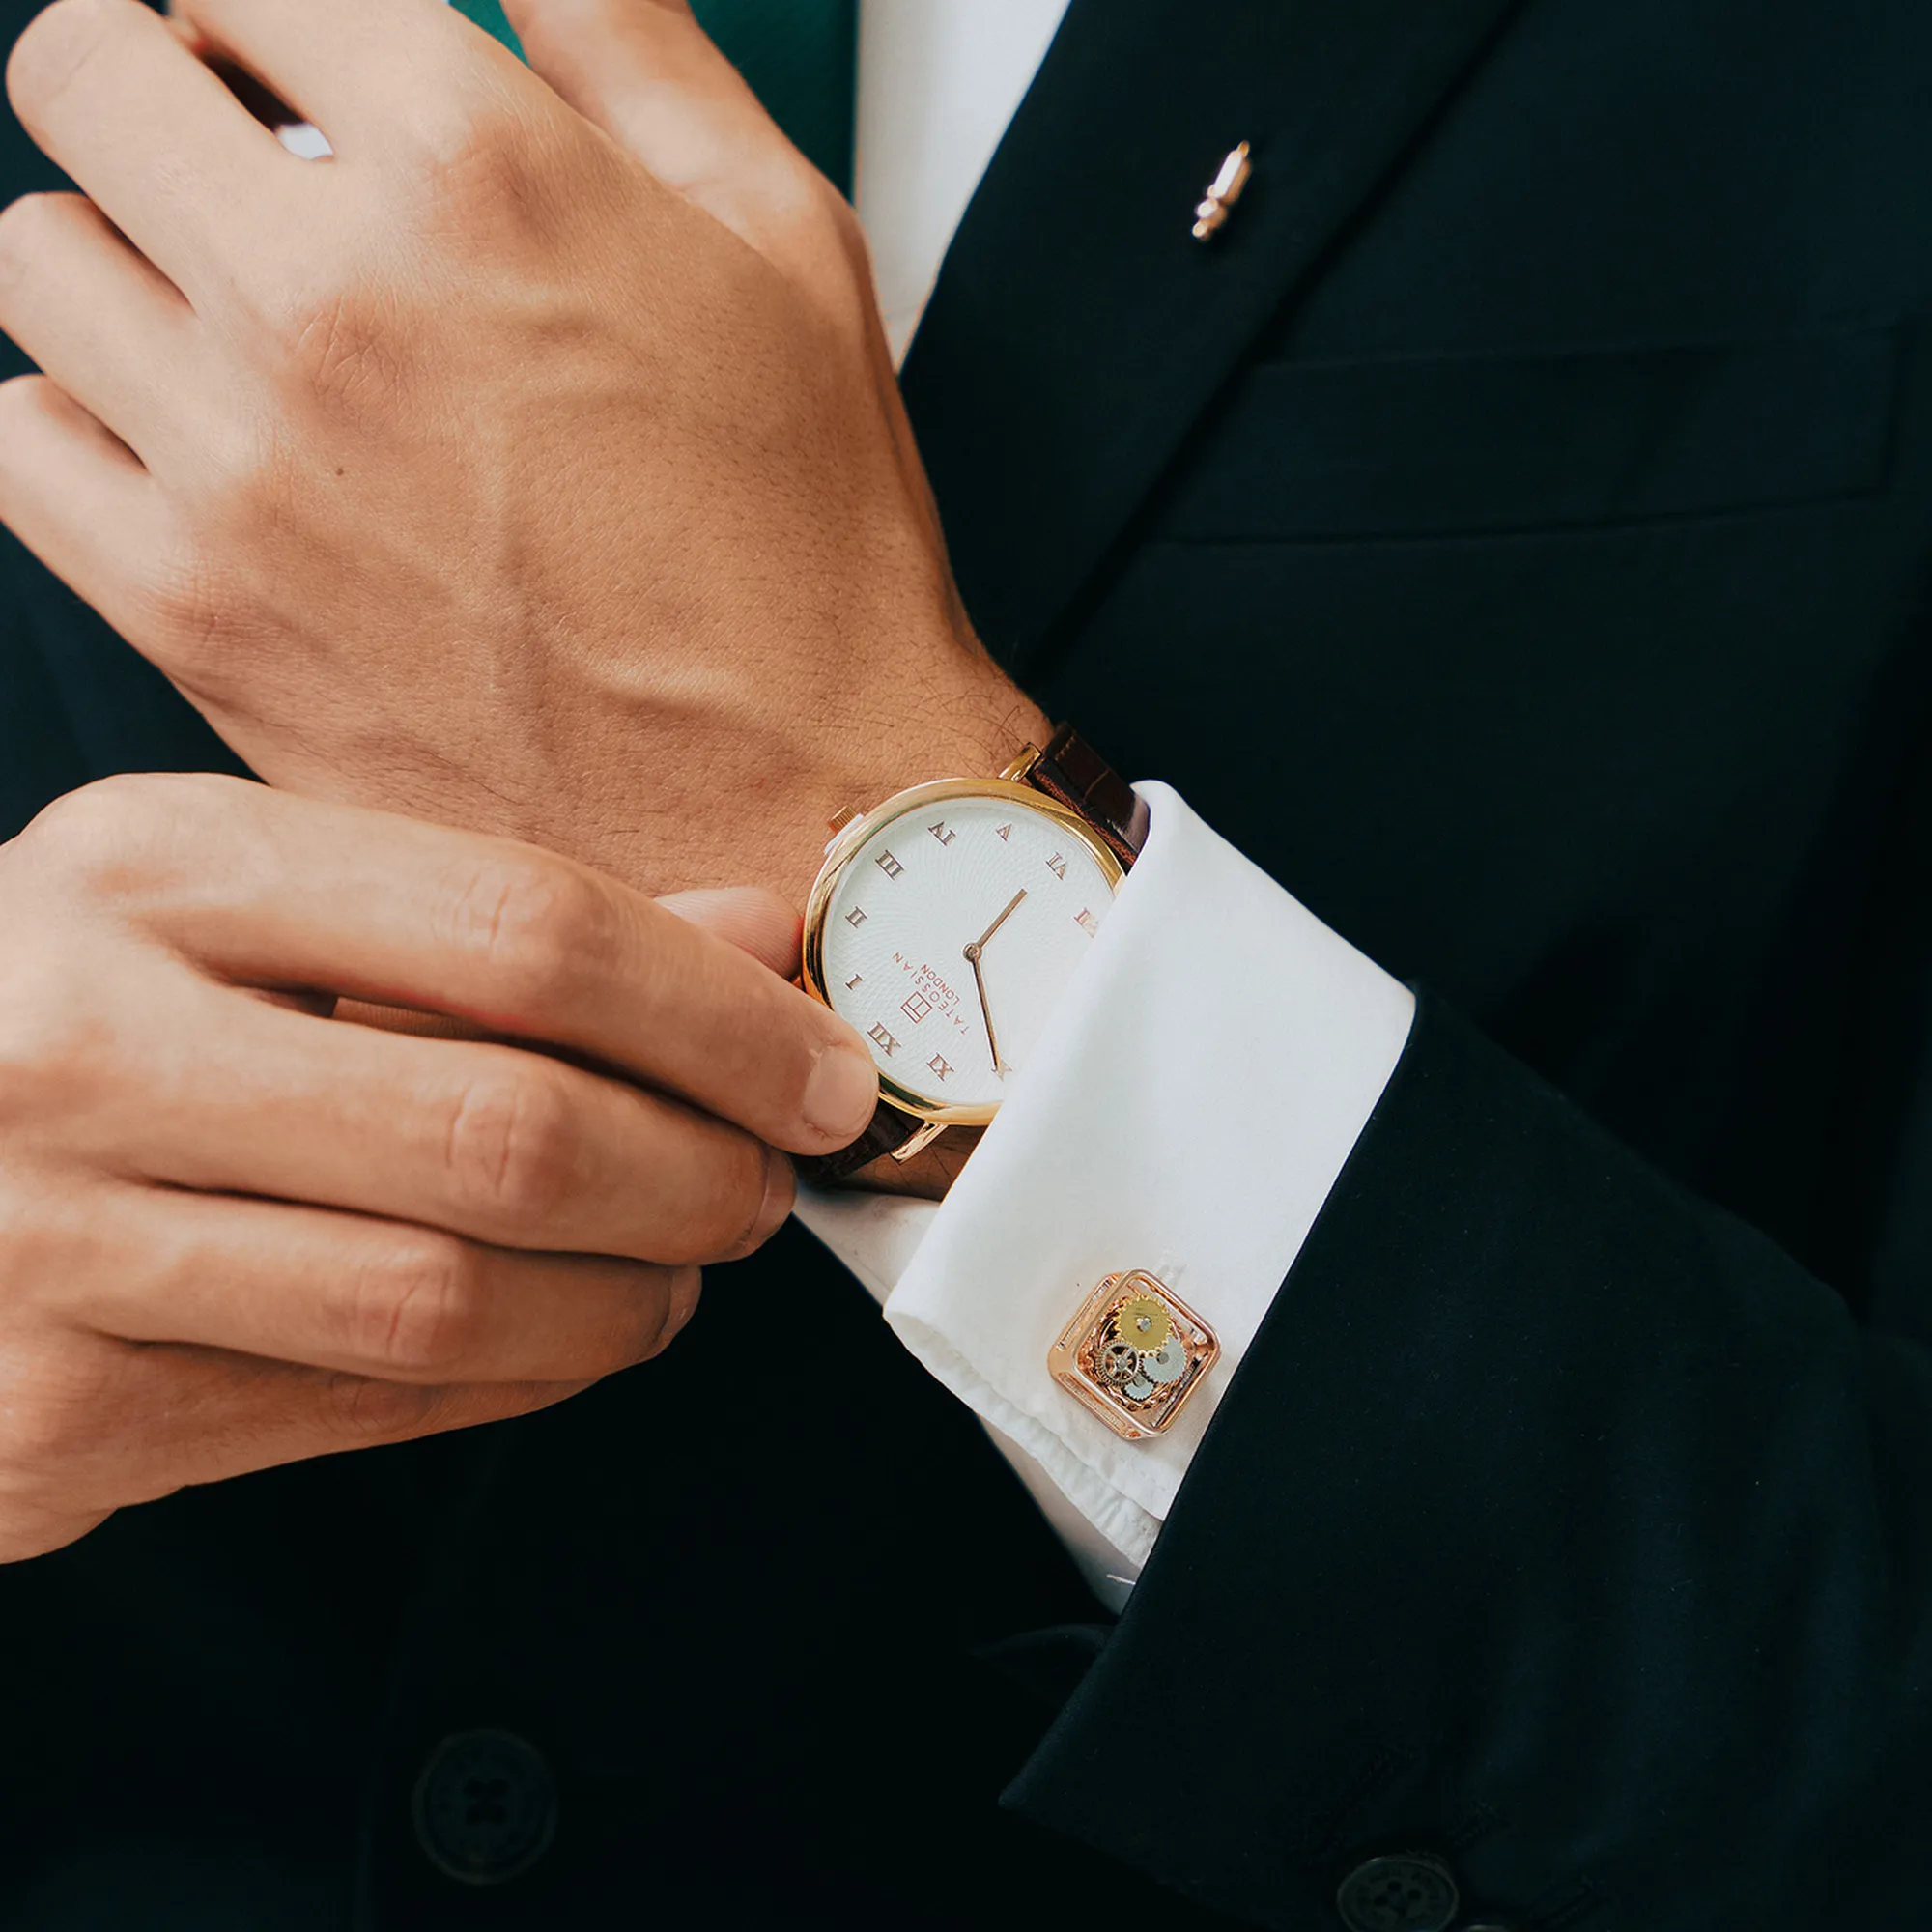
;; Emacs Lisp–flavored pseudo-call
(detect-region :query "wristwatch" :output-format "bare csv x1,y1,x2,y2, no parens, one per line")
796,725,1148,1184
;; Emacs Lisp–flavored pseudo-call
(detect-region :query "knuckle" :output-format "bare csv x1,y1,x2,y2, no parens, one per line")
0,1381,61,1475
647,1265,703,1356
408,90,539,210
21,773,159,865
348,1235,485,1378
273,276,413,419
0,1173,47,1281
395,92,577,263
770,161,860,254
20,772,237,887
451,858,614,1023
442,1065,579,1226
0,371,45,430
0,1340,106,1477
0,189,71,289
691,1134,775,1261
602,1264,692,1368
0,968,112,1123
324,1371,439,1445
6,0,126,125
818,181,869,257
132,536,266,681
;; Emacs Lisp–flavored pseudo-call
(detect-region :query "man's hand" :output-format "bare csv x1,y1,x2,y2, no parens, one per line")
0,0,1045,906
0,772,878,1563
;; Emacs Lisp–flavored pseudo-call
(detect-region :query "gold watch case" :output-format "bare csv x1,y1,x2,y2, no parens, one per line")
799,775,1126,1129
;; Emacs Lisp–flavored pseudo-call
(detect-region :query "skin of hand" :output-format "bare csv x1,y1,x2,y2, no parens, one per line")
0,771,879,1564
0,0,1048,910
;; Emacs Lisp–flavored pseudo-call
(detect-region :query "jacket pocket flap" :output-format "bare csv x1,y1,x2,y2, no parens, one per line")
1157,327,1900,541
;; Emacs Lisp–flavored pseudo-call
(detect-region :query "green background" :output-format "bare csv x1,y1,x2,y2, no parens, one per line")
448,0,857,193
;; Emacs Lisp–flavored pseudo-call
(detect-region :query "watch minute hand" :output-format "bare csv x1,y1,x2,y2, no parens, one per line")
966,950,1007,1077
963,890,1024,1078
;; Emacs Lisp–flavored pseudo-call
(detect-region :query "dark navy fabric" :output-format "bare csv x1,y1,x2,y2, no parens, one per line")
3,0,1931,1924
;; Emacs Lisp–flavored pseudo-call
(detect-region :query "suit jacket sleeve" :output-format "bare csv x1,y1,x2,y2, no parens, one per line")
1002,992,1932,1931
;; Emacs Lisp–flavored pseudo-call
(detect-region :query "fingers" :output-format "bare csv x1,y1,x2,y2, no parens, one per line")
0,191,198,467
5,0,296,302
0,376,174,631
506,0,750,164
112,975,796,1266
502,0,836,261
170,0,507,159
48,1183,700,1384
3,1326,591,1520
657,886,803,980
91,780,876,1154
164,1350,593,1492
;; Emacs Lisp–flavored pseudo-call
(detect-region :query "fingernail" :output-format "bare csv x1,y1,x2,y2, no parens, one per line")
803,1040,878,1139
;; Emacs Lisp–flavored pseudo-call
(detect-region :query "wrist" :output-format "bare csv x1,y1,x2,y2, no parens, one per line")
857,645,1050,812
548,615,1047,911
785,634,1049,909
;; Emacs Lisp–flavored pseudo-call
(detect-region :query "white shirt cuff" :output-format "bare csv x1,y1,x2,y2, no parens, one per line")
794,781,1414,1593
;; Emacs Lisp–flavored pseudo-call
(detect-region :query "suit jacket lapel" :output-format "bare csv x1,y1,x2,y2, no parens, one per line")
900,0,1526,672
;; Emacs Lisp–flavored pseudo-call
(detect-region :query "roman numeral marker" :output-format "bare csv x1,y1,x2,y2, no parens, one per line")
844,972,864,990
927,821,956,846
1045,852,1068,879
927,1054,953,1082
874,850,905,879
845,907,867,927
867,1023,900,1057
1074,908,1099,936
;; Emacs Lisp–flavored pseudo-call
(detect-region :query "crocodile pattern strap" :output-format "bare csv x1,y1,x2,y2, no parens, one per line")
795,1097,925,1185
798,724,1139,1186
1026,722,1150,865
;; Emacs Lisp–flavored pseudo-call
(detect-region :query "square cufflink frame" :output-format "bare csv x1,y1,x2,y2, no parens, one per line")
1048,1270,1220,1441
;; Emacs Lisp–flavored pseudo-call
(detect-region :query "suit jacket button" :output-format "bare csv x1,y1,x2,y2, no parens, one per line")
1335,1852,1461,1932
412,1728,558,1885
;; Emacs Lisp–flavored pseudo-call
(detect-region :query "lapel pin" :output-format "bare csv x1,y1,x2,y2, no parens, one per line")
1192,140,1253,241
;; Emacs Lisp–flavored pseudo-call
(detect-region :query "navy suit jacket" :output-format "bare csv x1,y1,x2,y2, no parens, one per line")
4,0,1931,1924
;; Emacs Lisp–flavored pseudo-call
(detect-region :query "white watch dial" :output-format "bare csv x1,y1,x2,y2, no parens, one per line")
820,793,1120,1112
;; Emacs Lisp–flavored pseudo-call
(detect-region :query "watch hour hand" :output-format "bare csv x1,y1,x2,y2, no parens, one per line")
971,888,1027,953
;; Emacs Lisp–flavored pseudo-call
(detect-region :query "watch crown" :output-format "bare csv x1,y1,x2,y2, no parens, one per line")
827,806,861,836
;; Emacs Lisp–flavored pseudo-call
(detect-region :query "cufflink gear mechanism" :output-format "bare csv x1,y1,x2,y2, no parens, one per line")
1111,1292,1171,1354
1049,1270,1219,1440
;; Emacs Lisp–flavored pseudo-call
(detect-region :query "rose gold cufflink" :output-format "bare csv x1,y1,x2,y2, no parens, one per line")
1049,1270,1220,1440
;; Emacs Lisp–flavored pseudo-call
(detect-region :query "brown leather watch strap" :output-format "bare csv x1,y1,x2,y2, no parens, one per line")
1026,722,1149,864
801,724,1140,1187
794,1097,925,1185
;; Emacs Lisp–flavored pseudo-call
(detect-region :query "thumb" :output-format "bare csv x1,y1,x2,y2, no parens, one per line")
500,0,846,276
656,886,805,980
